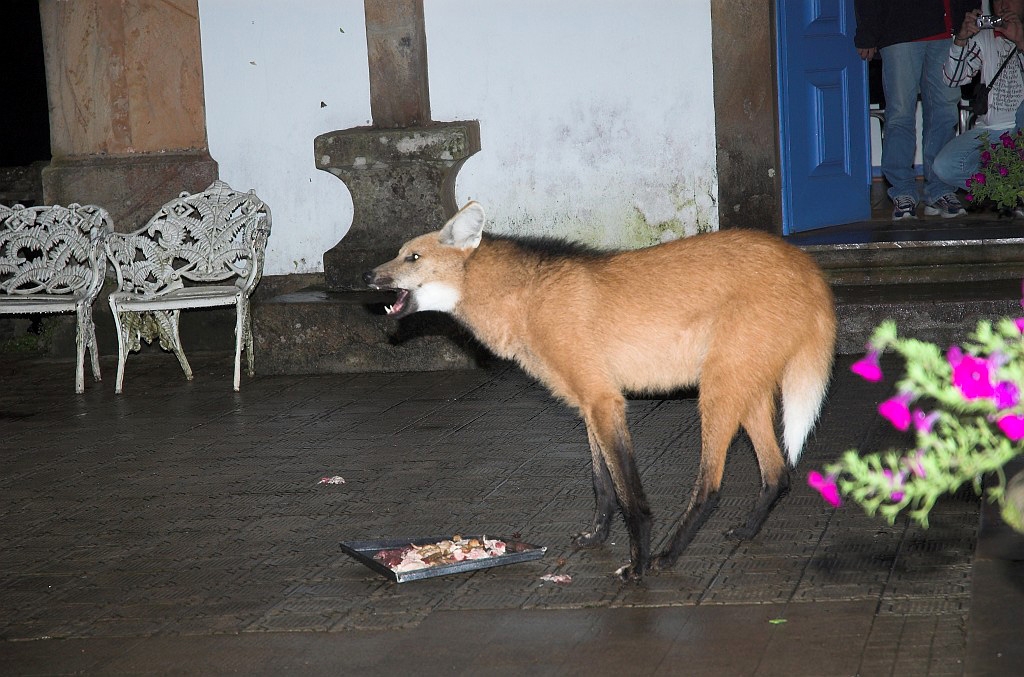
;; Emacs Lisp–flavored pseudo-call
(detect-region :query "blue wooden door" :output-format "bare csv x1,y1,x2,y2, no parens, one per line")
777,0,871,234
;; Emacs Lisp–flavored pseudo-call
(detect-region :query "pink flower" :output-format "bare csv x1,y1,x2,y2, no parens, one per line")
879,392,913,431
1000,165,1010,176
1001,132,1017,149
995,381,1020,410
948,347,995,400
883,469,905,502
808,471,841,507
972,172,986,185
965,193,975,202
912,409,940,434
851,350,883,382
981,150,992,165
904,451,927,479
1015,318,1024,333
996,414,1024,441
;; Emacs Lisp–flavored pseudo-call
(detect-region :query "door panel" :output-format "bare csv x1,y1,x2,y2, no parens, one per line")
777,0,871,233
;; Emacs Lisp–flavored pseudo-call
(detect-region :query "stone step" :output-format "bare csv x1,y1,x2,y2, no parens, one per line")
803,237,1024,353
803,235,1024,286
832,279,1021,354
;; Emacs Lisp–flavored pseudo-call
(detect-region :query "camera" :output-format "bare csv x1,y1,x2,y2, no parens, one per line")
976,14,1005,29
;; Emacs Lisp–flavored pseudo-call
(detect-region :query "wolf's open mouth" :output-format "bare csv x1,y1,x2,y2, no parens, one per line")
385,289,410,316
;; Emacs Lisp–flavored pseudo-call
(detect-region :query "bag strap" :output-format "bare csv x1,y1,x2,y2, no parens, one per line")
987,46,1018,88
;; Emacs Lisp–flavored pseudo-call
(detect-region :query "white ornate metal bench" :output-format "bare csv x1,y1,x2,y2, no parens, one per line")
0,203,113,393
104,180,272,393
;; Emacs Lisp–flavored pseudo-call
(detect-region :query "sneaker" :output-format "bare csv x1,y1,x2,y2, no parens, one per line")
923,193,967,218
1014,207,1024,219
892,195,918,221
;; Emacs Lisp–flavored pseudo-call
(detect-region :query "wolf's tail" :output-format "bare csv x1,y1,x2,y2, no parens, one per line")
780,314,836,466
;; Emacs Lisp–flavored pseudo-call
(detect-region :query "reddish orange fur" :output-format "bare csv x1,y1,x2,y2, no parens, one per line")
366,202,837,579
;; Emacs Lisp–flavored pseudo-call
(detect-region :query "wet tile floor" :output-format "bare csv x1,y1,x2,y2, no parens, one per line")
0,351,1017,675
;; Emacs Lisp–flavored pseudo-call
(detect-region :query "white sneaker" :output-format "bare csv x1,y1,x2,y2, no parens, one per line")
923,193,967,218
891,195,918,221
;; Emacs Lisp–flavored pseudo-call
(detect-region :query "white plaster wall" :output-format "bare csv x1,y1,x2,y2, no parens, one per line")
200,0,718,274
425,1,718,248
198,0,370,275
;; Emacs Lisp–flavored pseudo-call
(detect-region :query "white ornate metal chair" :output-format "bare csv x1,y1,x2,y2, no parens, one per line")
0,203,113,393
104,181,272,393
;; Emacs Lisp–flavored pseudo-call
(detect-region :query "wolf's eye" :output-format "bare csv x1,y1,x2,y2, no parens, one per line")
405,253,420,262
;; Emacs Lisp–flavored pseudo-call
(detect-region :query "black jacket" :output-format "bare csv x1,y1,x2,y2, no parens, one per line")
854,0,981,50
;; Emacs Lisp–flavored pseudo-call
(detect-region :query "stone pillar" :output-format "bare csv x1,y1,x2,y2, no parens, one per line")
364,0,430,128
710,0,781,232
316,0,480,291
38,0,217,231
316,122,480,290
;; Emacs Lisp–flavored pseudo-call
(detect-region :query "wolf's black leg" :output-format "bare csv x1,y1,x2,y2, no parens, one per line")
603,419,652,581
573,430,616,547
651,490,720,570
652,381,739,571
725,469,790,540
574,394,652,580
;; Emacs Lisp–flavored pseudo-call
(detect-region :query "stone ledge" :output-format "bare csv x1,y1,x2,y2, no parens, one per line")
252,287,490,375
42,151,219,232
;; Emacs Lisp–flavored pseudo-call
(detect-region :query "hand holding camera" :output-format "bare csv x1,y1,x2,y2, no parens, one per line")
957,9,984,44
976,15,1005,29
958,8,1024,51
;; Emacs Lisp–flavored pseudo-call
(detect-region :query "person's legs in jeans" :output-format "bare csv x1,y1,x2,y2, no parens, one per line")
920,39,963,205
880,42,926,206
932,127,994,191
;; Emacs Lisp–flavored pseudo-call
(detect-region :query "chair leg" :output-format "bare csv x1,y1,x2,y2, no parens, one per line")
243,300,255,377
110,298,128,394
89,333,102,383
233,300,245,391
81,305,102,384
165,311,193,381
74,308,86,394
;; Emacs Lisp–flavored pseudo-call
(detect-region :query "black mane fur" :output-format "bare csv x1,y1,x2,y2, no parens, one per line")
482,233,611,262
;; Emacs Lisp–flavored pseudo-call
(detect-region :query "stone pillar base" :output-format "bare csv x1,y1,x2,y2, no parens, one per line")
315,121,481,291
253,287,489,374
42,151,219,232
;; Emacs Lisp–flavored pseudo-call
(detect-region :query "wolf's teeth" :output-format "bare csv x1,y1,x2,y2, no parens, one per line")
385,305,393,314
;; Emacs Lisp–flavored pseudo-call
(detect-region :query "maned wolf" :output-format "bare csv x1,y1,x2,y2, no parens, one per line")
364,202,836,580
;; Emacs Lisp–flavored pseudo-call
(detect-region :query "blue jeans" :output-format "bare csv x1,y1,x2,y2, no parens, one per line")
932,103,1024,191
880,40,962,204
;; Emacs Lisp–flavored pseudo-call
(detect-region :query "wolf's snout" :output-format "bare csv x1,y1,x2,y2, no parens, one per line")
362,270,379,287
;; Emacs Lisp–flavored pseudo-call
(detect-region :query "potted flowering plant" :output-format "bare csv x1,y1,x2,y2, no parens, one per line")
964,129,1024,212
809,289,1024,533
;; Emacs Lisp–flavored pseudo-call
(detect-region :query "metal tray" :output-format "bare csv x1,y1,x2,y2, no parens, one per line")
340,534,546,583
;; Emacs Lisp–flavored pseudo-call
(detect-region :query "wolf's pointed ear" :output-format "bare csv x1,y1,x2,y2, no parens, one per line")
438,201,485,250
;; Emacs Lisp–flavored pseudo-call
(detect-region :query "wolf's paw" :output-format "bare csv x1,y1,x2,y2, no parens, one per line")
614,563,646,582
724,524,758,541
650,551,677,571
571,530,607,549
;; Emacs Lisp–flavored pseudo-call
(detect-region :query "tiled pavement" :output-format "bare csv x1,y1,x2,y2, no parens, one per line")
0,350,1019,675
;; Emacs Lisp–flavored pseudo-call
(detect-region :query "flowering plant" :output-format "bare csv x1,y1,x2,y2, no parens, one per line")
810,293,1024,533
964,129,1024,212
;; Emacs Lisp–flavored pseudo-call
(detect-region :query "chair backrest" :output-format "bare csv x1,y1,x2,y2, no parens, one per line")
105,180,272,296
0,203,112,299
